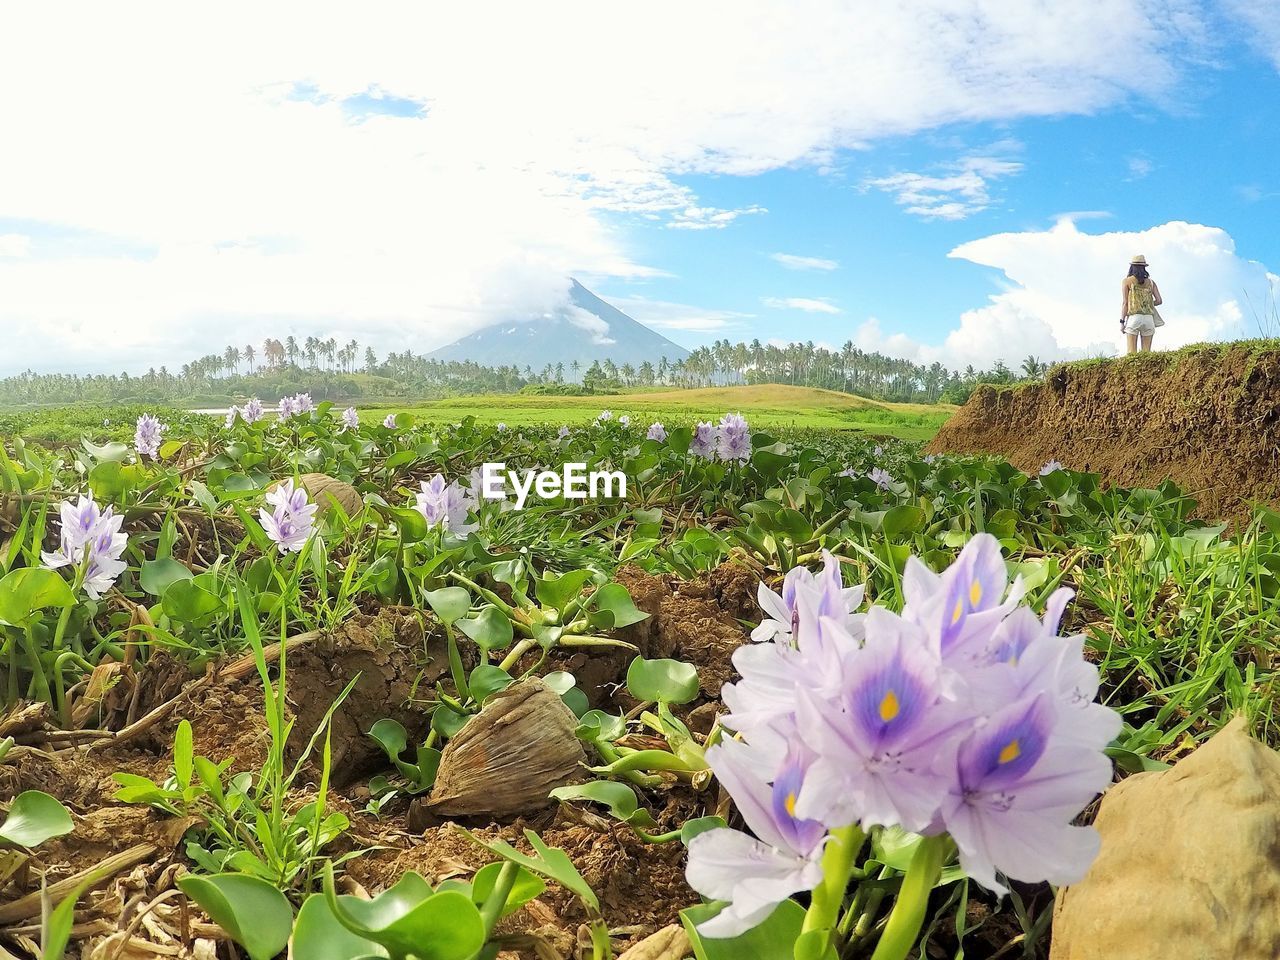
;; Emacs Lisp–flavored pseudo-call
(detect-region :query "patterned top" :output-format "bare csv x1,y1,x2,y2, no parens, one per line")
1127,279,1156,316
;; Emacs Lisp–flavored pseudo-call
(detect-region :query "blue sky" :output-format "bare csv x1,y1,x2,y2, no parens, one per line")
1,1,1278,375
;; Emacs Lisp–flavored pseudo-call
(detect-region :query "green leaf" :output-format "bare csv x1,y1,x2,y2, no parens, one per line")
140,556,194,597
589,582,648,629
626,657,700,704
161,578,224,623
464,829,599,913
368,718,409,760
81,438,130,462
470,861,546,918
575,710,626,743
467,664,513,703
681,899,807,960
534,569,593,611
0,791,73,847
385,506,428,544
431,703,470,739
0,567,76,627
324,872,485,960
291,894,389,960
424,587,472,626
882,504,926,539
550,781,656,828
456,605,514,654
41,873,100,960
178,873,293,960
680,816,727,846
174,720,194,790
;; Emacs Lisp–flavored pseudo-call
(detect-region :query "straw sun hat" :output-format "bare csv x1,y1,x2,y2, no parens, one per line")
1130,254,1148,265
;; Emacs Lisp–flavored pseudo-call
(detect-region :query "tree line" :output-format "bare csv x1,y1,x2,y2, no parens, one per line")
0,334,1050,407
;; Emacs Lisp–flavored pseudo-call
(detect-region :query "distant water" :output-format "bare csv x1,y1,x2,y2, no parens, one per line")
189,406,281,416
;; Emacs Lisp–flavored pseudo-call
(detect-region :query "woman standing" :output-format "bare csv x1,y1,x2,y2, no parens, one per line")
1120,254,1162,354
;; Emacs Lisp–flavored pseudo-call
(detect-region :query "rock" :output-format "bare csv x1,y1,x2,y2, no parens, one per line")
1051,717,1280,959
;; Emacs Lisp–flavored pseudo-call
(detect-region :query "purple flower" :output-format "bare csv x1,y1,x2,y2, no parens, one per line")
874,445,884,457
646,422,667,442
294,393,315,415
277,396,298,420
224,407,240,428
383,413,398,429
414,474,477,536
938,691,1113,894
341,406,359,431
751,551,864,644
259,479,317,554
923,454,937,465
869,466,893,490
597,410,613,422
42,496,128,599
134,414,165,460
495,422,508,432
242,398,264,424
795,609,968,832
686,740,826,938
1040,460,1063,476
691,421,717,459
557,425,571,439
618,415,631,427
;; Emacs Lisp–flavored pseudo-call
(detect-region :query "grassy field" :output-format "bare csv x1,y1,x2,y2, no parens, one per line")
365,384,955,441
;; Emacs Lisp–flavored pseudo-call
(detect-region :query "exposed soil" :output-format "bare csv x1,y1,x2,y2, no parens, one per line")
926,345,1280,525
0,565,755,959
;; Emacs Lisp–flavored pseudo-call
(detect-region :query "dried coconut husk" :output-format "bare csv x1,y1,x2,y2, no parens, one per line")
427,676,586,818
268,473,361,517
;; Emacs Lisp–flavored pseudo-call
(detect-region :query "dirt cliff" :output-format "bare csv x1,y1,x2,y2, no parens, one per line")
926,343,1280,525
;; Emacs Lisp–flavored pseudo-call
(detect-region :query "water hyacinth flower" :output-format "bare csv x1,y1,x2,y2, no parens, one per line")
294,392,315,415
41,496,129,599
277,395,298,420
619,414,631,427
686,740,826,937
1040,459,1063,475
496,422,508,432
259,479,318,554
341,406,359,431
557,425,571,439
869,466,893,490
134,414,165,459
716,412,751,462
414,474,477,536
923,454,937,465
647,422,667,442
383,413,398,429
224,406,240,428
688,533,1120,943
242,397,264,424
597,410,613,422
690,421,717,459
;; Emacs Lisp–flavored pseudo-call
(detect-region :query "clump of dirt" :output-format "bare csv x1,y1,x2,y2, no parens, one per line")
926,344,1280,525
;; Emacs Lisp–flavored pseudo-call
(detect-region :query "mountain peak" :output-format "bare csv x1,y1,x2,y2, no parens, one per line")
426,282,689,372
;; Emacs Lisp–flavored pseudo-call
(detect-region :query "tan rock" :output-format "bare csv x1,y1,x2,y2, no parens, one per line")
1052,717,1280,959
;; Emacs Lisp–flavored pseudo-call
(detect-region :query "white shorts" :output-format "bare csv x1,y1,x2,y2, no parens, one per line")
1124,314,1155,336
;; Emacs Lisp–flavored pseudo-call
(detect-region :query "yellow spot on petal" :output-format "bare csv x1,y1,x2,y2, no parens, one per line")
998,739,1021,765
879,690,900,722
785,792,797,817
970,579,982,606
951,599,964,624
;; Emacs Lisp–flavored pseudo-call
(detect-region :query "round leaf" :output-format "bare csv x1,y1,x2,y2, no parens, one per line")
0,791,73,847
626,657,699,704
178,873,293,960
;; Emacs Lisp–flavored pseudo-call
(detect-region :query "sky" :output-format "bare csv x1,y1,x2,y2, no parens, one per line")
2,1,1279,377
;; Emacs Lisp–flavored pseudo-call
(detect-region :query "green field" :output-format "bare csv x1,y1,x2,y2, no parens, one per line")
365,384,954,441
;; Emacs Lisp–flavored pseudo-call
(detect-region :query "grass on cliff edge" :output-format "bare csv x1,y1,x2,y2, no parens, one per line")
366,384,955,441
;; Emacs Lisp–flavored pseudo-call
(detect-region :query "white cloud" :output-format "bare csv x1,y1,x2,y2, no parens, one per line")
0,1,1210,373
763,297,841,314
0,234,30,257
607,296,750,334
853,219,1276,369
565,305,616,345
865,147,1024,220
1224,1,1280,68
1126,155,1154,179
771,253,839,271
668,205,767,230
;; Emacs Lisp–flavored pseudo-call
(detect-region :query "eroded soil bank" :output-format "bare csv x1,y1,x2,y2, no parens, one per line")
926,344,1280,525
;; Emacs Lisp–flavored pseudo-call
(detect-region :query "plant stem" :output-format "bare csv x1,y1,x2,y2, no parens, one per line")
478,860,519,936
796,824,864,959
868,835,951,960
